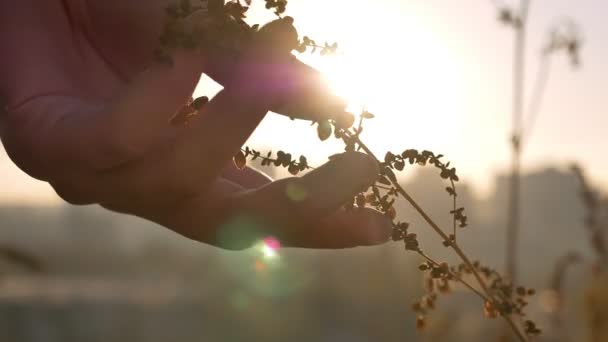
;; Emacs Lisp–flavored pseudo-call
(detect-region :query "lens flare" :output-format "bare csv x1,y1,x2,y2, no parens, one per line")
260,237,281,259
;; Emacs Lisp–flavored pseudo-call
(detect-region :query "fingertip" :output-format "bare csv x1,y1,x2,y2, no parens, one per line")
289,208,393,249
336,208,393,247
362,211,394,246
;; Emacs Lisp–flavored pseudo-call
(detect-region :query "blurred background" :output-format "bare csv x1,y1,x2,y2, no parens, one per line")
0,0,606,341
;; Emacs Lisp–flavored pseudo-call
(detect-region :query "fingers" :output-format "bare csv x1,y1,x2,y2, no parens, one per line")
49,150,391,251
221,163,272,189
164,152,389,249
288,208,393,249
43,84,269,207
102,177,246,223
242,57,351,124
202,44,352,125
2,45,206,177
108,87,269,195
250,152,379,221
268,58,351,123
105,50,205,155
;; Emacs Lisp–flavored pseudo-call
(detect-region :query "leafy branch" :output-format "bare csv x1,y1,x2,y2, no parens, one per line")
159,1,541,340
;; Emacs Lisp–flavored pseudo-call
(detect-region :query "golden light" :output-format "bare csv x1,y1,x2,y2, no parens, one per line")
222,1,470,163
295,2,466,150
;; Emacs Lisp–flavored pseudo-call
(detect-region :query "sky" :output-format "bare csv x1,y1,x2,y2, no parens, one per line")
0,0,606,204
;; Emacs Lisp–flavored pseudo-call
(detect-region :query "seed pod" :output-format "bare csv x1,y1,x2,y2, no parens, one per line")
438,279,450,293
425,296,436,309
484,301,497,318
416,316,426,331
387,206,397,220
288,164,299,176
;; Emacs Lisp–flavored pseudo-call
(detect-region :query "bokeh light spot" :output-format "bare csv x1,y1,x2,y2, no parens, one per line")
260,237,281,259
286,182,308,202
254,259,267,272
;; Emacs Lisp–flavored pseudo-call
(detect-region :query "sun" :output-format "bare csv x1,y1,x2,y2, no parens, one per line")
217,1,469,161
294,3,466,152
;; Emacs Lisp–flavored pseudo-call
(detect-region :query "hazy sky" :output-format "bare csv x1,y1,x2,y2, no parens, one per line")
1,0,606,204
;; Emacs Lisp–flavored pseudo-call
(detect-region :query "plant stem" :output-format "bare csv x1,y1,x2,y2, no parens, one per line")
450,179,457,240
522,54,552,145
344,130,528,342
416,249,489,302
506,0,531,286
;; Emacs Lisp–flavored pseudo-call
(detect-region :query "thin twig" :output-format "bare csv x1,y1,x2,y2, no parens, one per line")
450,179,457,240
343,130,528,342
506,0,532,289
522,54,552,145
416,249,489,302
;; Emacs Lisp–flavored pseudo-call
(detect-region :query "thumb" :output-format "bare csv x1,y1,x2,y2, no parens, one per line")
209,152,392,249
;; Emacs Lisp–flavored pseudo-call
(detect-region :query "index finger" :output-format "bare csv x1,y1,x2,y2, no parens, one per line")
269,58,353,125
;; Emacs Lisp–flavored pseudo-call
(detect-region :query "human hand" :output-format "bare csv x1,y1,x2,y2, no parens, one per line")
0,0,391,249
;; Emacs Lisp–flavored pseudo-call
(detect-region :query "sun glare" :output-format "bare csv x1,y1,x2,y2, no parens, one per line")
297,3,465,151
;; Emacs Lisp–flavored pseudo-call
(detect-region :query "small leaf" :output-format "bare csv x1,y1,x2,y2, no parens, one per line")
384,152,396,164
192,96,209,110
361,111,375,119
317,120,332,141
298,155,308,170
282,153,292,167
234,151,247,170
394,159,405,171
288,164,299,176
356,194,366,208
369,188,380,206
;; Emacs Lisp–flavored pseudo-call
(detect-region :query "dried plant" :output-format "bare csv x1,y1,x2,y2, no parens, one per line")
543,166,608,341
545,252,580,336
494,1,582,286
491,0,582,287
571,166,608,271
157,1,543,340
